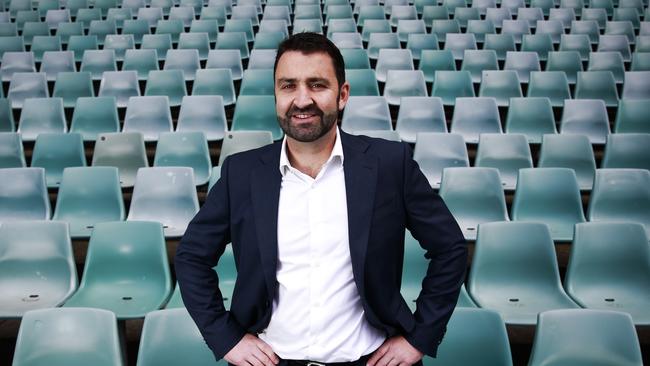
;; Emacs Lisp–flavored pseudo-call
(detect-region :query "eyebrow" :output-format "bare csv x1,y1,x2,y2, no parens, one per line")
277,77,331,85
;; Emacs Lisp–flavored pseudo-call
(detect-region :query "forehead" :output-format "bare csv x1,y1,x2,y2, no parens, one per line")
275,51,337,81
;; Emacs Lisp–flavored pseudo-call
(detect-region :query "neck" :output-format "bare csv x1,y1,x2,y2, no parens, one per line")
286,125,338,179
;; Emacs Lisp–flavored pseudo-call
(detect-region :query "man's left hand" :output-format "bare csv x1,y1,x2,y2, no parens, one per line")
366,336,424,366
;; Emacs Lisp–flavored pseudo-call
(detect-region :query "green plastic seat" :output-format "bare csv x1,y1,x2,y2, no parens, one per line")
450,97,502,143
1,51,35,82
76,8,102,30
597,35,631,62
141,34,173,61
0,167,50,222
341,96,392,134
453,7,479,28
94,0,117,17
52,167,124,238
483,34,517,61
346,69,380,96
419,50,456,83
123,96,173,142
232,95,283,140
169,6,195,28
64,221,172,317
560,99,610,145
431,19,460,40
98,70,140,108
528,309,643,366
253,31,284,50
622,71,650,100
0,132,25,167
7,72,48,109
154,131,212,186
396,97,447,143
191,68,236,106
103,34,135,61
614,99,650,133
485,7,511,28
239,68,275,96
67,35,98,62
106,8,133,29
570,20,599,44
137,7,164,28
478,70,522,107
503,51,540,84
30,35,62,62
444,33,477,60
383,70,428,105
0,36,26,59
406,34,439,60
527,71,571,107
546,51,583,83
549,8,576,29
468,221,580,324
17,97,67,142
341,48,371,70
92,132,148,188
634,35,650,53
588,169,650,236
31,132,86,188
122,49,159,80
52,71,94,107
122,20,150,45
413,133,469,189
601,133,650,170
0,99,15,132
14,11,40,31
70,97,119,141
155,19,183,43
80,49,118,80
65,0,88,17
151,0,174,16
565,222,650,325
206,49,243,80
390,5,418,28
208,166,222,190
357,5,384,27
144,69,187,107
366,31,398,59
177,95,227,141
127,168,199,237
22,22,49,46
12,308,123,365
224,19,255,42
538,134,596,190
440,167,509,240
466,20,496,44
461,49,498,83
475,133,533,190
163,48,201,81
501,19,530,44
39,50,75,81
442,0,466,15
512,168,586,240
292,19,323,34
215,31,249,59
0,221,77,318
325,4,354,23
517,7,543,28
397,19,426,43
581,7,608,29
536,20,564,44
505,97,557,144
88,20,117,46
605,20,635,44
559,34,591,61
423,308,511,365
574,71,619,107
431,70,475,106
219,131,274,165
561,0,584,15
137,308,227,366
231,4,259,25
422,6,450,25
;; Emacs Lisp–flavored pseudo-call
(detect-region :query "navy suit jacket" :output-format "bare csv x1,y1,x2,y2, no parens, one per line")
175,131,467,360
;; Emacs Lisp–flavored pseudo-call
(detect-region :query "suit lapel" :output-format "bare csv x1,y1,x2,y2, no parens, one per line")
251,141,283,298
341,132,378,298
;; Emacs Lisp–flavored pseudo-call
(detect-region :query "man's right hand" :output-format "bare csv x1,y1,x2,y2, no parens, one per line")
224,334,280,366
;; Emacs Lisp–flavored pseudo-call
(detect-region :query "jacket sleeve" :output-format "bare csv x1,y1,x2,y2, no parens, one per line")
175,156,247,360
399,143,468,357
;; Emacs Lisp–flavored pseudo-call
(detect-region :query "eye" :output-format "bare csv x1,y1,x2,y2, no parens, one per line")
280,83,295,90
311,83,325,89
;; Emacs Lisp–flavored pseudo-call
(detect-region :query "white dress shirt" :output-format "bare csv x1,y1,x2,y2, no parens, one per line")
258,128,386,362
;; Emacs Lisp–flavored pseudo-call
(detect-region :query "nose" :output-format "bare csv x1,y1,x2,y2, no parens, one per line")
293,84,314,109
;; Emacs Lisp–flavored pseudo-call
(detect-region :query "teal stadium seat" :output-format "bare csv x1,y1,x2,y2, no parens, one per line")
219,131,274,165
7,72,48,109
413,133,469,189
450,97,502,143
17,97,67,141
0,132,25,167
538,134,596,190
505,97,557,143
92,132,148,188
601,133,650,170
341,96,392,134
232,95,283,140
395,97,447,143
144,69,187,107
0,168,50,222
70,97,120,141
31,132,87,188
475,133,533,190
123,96,173,141
177,95,228,141
154,132,212,186
98,70,140,108
560,99,610,145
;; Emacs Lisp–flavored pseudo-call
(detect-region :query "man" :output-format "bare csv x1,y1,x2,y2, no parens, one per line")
175,32,467,366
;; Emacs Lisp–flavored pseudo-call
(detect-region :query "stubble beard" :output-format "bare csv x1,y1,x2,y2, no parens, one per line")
277,98,341,143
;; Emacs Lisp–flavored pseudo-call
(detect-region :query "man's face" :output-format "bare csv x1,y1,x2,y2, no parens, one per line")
274,51,350,142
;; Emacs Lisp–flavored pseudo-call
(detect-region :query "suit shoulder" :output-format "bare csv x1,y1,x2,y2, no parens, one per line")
352,133,411,159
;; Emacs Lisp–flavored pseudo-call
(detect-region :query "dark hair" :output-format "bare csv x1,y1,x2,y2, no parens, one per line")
273,32,346,88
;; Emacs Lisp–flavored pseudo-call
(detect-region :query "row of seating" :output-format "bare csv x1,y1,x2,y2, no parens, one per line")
10,306,644,365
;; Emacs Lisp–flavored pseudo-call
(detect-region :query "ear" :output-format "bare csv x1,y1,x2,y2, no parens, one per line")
338,81,350,111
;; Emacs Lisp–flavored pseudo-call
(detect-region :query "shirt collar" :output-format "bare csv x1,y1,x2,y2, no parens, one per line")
279,127,345,177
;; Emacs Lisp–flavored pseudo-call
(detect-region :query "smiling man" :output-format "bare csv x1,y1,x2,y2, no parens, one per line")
175,32,467,366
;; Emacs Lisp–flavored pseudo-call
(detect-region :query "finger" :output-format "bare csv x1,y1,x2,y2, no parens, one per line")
252,346,276,366
367,345,389,366
246,352,265,366
386,357,400,366
375,352,393,366
256,339,279,364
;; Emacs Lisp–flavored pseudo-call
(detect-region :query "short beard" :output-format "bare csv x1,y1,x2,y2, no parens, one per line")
277,98,340,143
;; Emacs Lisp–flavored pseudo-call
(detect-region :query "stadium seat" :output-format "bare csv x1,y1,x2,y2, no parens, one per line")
546,51,583,84
98,70,140,108
597,35,631,62
431,70,475,106
588,169,650,236
536,20,564,44
352,130,401,140
419,50,455,83
103,34,135,61
122,49,159,80
88,20,117,46
106,8,133,29
70,97,120,141
439,167,509,240
475,133,533,190
7,72,48,109
0,99,14,132
483,34,516,60
141,34,173,61
208,166,222,189
396,97,447,143
422,6,450,25
450,97,501,143
357,5,384,27
501,19,530,43
0,221,77,318
240,69,275,96
191,69,235,107
478,70,522,106
52,71,93,107
76,8,102,30
177,96,227,141
538,134,596,190
340,49,371,69
413,133,469,189
460,50,498,83
366,32,399,59
341,96,392,133
397,20,426,43
587,0,613,17
189,20,219,42
123,96,173,142
511,168,586,240
601,134,649,170
466,20,496,44
560,99,610,145
80,49,118,80
1,51,35,82
67,35,98,62
344,69,379,97
22,22,49,46
528,309,643,366
574,71,619,107
31,133,86,188
614,99,649,133
505,97,556,144
424,308,512,366
431,19,461,40
517,7,544,28
390,5,418,27
144,69,187,107
453,7,479,28
630,53,650,72
622,71,650,100
326,18,357,38
17,97,67,141
219,131,274,165
215,31,250,59
375,49,414,83
169,6,195,28
559,34,591,61
253,31,285,50
521,34,553,61
232,95,283,140
0,132,24,167
444,33,477,60
293,19,323,34
605,21,635,44
64,221,172,317
30,36,62,62
52,167,125,238
137,308,226,366
0,36,25,59
247,49,277,70
526,71,571,107
0,167,50,222
154,132,212,186
92,132,148,188
155,19,184,43
164,47,201,80
549,8,576,29
468,221,580,324
570,20,599,44
383,70,428,105
587,52,625,84
565,222,650,325
485,7,512,28
503,51,540,83
12,308,123,365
